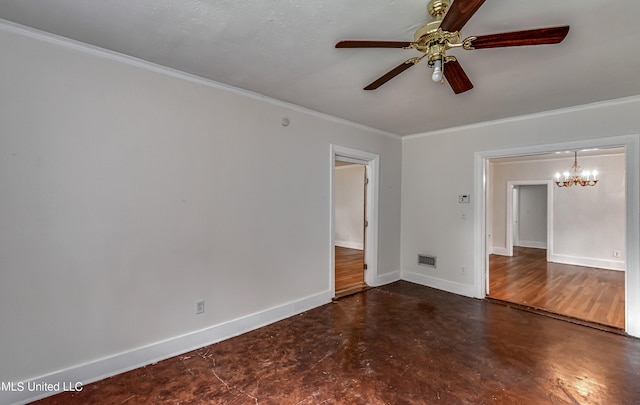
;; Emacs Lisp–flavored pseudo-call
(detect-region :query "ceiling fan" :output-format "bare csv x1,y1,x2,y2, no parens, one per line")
335,0,569,94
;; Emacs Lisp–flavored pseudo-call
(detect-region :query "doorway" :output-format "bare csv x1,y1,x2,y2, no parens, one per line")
330,145,379,298
484,147,627,329
334,161,367,297
506,181,552,259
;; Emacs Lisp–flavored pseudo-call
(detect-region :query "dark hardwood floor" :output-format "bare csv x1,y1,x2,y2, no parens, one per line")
488,247,625,329
335,246,366,297
34,281,640,404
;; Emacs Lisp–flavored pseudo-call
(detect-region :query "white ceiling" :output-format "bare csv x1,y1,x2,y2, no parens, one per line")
1,0,639,136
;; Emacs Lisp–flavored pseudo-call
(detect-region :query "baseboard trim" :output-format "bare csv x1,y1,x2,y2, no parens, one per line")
491,247,509,256
401,271,477,298
335,240,364,250
549,253,625,271
374,270,401,286
3,290,332,405
517,241,547,249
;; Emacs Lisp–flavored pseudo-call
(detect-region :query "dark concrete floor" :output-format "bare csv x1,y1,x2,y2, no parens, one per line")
34,281,640,404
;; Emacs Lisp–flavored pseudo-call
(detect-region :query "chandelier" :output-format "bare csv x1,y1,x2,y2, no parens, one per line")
554,151,598,187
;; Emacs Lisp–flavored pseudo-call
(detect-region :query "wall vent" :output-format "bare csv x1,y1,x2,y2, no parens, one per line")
418,254,437,268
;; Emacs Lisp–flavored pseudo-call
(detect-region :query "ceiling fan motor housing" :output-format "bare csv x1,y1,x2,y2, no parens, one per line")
413,29,461,65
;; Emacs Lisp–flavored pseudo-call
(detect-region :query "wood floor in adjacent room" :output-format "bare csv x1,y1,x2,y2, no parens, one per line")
33,281,640,404
334,246,366,297
488,246,625,329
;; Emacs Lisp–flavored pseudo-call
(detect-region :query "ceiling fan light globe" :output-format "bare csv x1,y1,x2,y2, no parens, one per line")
432,59,443,82
432,68,443,82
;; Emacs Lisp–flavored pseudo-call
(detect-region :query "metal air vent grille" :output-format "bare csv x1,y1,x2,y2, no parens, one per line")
418,254,437,268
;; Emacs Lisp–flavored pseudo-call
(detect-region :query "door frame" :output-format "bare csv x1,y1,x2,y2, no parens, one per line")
330,145,379,297
506,180,553,260
474,134,640,336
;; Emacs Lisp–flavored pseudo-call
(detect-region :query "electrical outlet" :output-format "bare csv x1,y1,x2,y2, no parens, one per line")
461,266,466,274
196,300,205,315
613,250,621,258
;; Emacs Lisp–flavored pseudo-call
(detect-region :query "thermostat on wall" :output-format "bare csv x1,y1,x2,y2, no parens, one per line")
458,194,470,203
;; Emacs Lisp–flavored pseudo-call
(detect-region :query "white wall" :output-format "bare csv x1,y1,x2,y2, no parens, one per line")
401,97,640,335
334,165,365,250
490,154,626,270
0,23,402,401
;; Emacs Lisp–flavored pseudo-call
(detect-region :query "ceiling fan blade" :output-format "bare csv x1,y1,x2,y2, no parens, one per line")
440,0,486,32
467,26,570,49
443,59,473,94
364,59,418,90
336,40,412,48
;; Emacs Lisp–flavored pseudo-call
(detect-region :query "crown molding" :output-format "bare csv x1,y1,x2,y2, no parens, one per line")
0,19,401,141
404,95,640,140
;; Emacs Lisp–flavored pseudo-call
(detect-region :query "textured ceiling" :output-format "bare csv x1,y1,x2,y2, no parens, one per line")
1,0,640,136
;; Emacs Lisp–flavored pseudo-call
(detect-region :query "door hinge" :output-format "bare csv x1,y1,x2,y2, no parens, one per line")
364,263,368,270
365,220,369,228
365,177,369,185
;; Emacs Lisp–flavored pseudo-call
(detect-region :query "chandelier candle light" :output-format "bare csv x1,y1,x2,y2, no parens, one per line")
554,151,598,187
